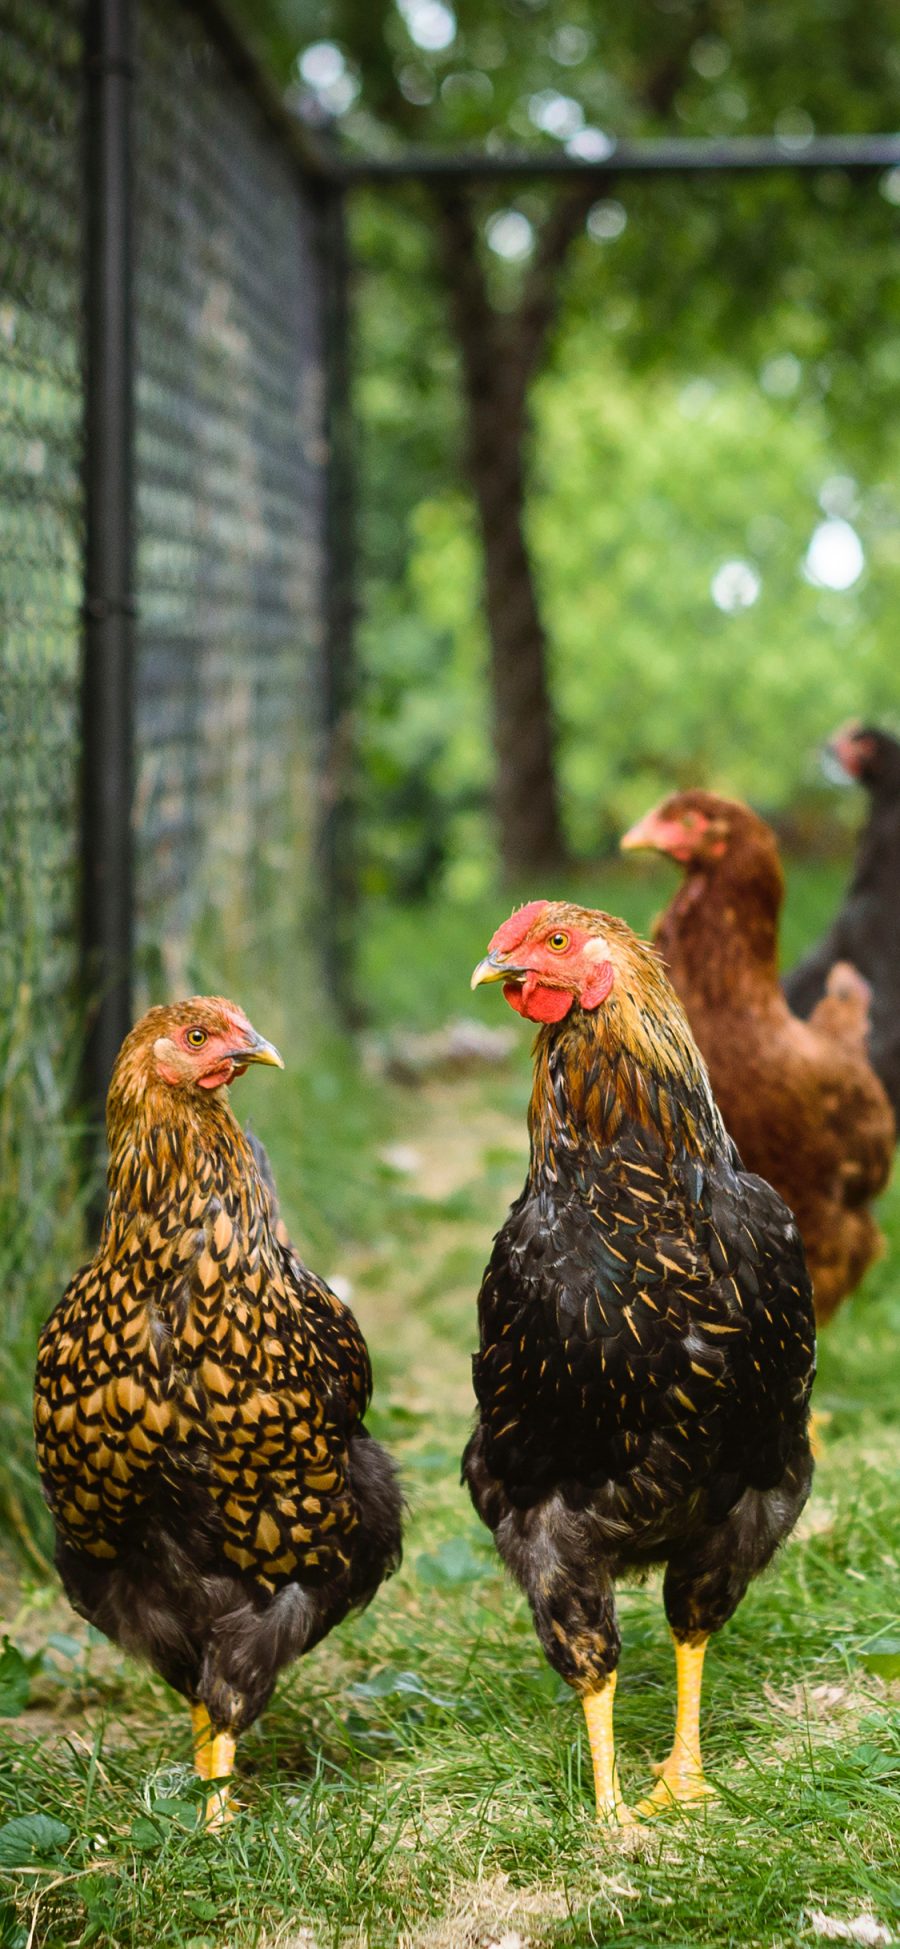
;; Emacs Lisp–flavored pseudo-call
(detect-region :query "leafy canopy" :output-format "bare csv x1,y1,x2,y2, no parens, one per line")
233,0,900,889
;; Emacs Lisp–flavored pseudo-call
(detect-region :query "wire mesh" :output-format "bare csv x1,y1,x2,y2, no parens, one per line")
0,0,83,1133
0,0,333,1527
133,0,329,994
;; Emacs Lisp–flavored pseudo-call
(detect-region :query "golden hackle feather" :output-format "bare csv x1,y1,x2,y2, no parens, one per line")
521,904,724,1170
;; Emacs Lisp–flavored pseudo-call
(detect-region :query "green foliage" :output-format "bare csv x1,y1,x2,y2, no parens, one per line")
243,0,900,166
0,1643,31,1720
351,194,468,899
234,0,900,895
359,328,900,880
0,934,86,1558
0,1816,70,1870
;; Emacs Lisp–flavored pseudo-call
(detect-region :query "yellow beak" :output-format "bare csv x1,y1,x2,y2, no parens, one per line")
620,812,658,853
471,953,517,991
238,1033,285,1070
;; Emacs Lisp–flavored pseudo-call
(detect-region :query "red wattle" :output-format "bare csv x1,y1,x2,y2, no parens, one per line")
504,976,574,1023
197,1062,234,1091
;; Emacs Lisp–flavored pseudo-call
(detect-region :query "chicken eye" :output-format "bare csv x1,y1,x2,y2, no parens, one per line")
186,1028,207,1048
547,932,570,952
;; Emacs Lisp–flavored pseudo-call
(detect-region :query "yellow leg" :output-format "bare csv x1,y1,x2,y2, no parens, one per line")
191,1703,214,1781
581,1671,632,1824
636,1633,714,1817
809,1408,832,1459
190,1703,236,1827
205,1732,237,1829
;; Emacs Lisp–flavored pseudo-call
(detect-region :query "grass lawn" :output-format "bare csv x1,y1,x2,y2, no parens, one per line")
1,862,898,1948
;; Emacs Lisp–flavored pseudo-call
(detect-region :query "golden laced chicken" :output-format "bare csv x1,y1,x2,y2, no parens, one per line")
468,902,815,1821
622,790,895,1323
34,999,402,1824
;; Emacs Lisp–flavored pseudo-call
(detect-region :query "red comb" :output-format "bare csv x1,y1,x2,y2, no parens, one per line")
489,901,549,954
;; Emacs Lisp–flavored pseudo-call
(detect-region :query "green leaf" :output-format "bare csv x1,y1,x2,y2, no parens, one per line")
861,1652,900,1679
0,1895,26,1949
0,1641,30,1719
44,1633,84,1662
350,1666,456,1708
406,1448,454,1476
147,1796,199,1830
350,1664,412,1699
129,1816,164,1853
860,1635,900,1680
129,1797,198,1852
0,1814,71,1867
415,1537,489,1587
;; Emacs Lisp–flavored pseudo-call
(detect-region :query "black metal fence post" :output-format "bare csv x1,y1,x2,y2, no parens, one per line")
81,0,136,1151
318,177,360,1027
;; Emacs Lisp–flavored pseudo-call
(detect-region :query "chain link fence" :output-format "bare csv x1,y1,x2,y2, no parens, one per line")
133,0,329,992
0,0,339,1525
0,0,84,1150
0,0,335,1128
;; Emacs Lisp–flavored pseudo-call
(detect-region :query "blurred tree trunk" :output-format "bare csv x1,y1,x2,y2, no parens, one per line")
429,26,710,878
436,187,594,877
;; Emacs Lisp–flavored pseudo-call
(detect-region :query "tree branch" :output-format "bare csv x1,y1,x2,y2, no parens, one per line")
509,182,600,398
504,0,721,401
432,186,501,411
641,0,717,118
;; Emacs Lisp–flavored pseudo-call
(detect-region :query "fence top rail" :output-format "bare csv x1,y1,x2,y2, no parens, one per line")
334,131,900,187
158,16,900,199
186,0,335,186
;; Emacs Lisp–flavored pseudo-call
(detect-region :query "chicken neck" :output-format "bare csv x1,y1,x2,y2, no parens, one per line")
657,847,783,1015
850,790,900,898
527,979,723,1180
103,1076,271,1262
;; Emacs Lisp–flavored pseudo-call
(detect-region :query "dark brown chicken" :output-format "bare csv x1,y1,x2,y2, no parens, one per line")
34,998,402,1822
622,791,894,1323
468,902,814,1820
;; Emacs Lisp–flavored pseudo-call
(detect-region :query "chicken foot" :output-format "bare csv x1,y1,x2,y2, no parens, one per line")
636,1633,714,1816
191,1702,237,1828
581,1672,632,1823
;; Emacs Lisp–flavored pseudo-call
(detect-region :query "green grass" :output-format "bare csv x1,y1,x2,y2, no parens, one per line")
2,863,899,1947
0,958,86,1557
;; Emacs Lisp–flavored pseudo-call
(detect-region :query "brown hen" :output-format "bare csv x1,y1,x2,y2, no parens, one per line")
34,998,401,1823
622,791,894,1322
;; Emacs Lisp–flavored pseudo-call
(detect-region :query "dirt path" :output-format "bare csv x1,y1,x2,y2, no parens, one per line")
326,1074,528,1421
